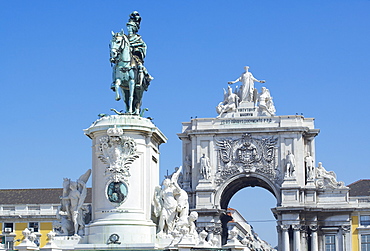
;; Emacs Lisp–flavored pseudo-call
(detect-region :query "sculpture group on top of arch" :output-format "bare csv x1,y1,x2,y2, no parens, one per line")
216,66,276,118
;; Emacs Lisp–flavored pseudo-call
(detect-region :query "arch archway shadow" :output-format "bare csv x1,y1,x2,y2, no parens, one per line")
217,173,280,209
215,173,280,245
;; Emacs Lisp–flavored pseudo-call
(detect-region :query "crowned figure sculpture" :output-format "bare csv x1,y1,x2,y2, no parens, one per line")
110,11,153,115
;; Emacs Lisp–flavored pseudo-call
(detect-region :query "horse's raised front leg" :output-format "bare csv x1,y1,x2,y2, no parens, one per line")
114,79,121,101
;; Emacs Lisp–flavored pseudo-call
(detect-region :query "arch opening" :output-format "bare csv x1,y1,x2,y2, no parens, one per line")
219,175,278,247
220,176,277,210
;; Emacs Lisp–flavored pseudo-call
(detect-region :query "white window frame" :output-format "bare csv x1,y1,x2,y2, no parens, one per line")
324,234,336,251
360,234,370,251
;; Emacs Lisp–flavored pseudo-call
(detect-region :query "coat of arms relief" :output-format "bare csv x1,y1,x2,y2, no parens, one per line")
215,133,281,185
98,127,139,183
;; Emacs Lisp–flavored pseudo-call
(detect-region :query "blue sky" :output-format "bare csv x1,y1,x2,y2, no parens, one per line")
1,0,370,246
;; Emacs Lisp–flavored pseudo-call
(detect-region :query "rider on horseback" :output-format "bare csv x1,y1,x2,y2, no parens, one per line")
126,11,153,88
110,11,153,115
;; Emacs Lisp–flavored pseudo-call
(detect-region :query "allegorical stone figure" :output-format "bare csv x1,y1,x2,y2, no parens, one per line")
228,66,265,102
58,170,91,236
153,167,189,237
305,152,315,181
200,153,211,180
216,86,240,118
316,162,345,188
258,87,276,116
285,150,296,178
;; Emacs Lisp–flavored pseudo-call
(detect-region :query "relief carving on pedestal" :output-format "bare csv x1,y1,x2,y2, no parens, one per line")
215,133,280,185
98,127,139,183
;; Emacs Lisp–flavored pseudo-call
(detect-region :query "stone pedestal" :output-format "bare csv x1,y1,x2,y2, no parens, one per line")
83,115,167,247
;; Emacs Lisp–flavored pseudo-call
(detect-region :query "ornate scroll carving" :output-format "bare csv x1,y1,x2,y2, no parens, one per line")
215,133,279,185
98,127,139,182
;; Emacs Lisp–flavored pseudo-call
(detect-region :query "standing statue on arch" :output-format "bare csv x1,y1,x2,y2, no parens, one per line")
110,11,153,115
200,153,212,180
285,150,296,178
228,66,265,103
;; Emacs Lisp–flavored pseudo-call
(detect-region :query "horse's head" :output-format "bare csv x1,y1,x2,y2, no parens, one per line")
110,31,126,63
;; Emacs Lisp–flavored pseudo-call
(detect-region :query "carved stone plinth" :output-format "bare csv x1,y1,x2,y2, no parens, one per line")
83,115,167,246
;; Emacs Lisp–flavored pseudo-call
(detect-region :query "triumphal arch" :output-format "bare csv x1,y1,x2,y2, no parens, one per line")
178,66,351,251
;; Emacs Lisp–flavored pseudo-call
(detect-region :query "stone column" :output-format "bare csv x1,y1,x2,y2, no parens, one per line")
341,225,350,251
300,225,307,251
281,224,290,251
310,224,318,251
292,224,300,251
276,225,282,251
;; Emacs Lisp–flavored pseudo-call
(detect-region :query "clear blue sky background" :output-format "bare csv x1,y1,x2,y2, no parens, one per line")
1,0,370,246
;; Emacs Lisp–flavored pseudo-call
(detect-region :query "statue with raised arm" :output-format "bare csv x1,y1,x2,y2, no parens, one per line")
154,166,189,237
110,11,153,115
228,66,265,103
57,170,91,236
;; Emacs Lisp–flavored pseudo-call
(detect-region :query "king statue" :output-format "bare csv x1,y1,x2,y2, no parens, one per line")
110,11,153,115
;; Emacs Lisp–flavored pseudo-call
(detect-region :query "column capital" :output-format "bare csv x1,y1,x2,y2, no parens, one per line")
341,225,351,233
279,224,290,231
309,224,318,232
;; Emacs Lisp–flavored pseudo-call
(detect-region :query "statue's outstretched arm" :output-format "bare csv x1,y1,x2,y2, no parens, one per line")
228,76,241,85
251,73,265,83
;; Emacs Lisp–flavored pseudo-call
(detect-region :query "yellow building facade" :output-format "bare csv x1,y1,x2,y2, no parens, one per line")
0,188,91,249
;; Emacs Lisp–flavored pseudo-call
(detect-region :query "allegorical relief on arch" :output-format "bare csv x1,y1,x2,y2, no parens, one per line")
215,133,280,185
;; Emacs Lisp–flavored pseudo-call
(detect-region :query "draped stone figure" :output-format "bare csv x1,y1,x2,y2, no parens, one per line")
285,150,296,178
153,166,189,237
228,66,265,102
57,170,91,236
200,153,211,180
216,86,240,118
305,152,315,181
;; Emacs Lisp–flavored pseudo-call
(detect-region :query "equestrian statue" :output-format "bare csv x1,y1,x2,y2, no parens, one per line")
110,11,153,115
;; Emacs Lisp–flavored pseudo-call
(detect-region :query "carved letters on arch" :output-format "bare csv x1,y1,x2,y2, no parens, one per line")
215,133,280,185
